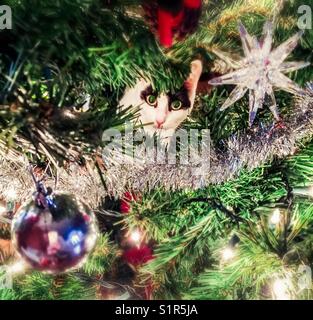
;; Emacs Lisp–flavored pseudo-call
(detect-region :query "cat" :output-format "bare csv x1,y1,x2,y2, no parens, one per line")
118,60,202,144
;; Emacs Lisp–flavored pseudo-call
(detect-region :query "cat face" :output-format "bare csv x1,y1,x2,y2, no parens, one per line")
119,60,202,140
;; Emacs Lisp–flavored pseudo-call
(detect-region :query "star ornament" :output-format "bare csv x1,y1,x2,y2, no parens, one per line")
209,21,310,126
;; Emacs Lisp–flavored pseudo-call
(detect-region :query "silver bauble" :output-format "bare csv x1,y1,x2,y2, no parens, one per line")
12,193,98,273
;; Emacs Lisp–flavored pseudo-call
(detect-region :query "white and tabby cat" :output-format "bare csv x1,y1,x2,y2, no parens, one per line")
119,60,202,143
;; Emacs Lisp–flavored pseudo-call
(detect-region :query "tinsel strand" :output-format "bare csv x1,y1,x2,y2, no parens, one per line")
0,91,312,208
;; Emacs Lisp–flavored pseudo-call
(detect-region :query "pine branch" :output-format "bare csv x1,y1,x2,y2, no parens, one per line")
83,234,119,276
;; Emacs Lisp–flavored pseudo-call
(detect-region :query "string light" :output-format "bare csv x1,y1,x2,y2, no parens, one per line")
272,278,292,300
269,208,281,225
221,247,235,262
129,229,142,244
7,261,27,275
221,234,240,262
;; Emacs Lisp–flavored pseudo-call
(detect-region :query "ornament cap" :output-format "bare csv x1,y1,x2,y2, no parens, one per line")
29,166,55,210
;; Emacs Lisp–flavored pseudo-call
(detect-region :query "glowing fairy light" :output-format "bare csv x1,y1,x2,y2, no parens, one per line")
272,278,292,300
221,247,235,262
269,208,281,225
221,235,240,263
129,229,142,244
7,261,27,275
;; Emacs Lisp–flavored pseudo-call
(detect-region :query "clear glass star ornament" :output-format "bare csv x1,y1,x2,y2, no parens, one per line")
209,21,310,126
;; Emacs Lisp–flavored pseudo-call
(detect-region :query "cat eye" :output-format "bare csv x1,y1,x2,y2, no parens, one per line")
145,94,158,107
170,100,183,111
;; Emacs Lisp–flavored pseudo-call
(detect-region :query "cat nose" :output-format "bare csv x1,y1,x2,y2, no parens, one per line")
155,119,165,128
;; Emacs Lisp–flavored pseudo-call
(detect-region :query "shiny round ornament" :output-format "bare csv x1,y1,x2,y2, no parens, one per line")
12,193,98,273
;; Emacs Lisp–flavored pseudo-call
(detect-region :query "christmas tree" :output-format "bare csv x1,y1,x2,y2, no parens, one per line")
0,0,313,300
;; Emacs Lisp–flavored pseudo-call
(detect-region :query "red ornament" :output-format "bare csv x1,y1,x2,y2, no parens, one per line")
120,191,138,214
144,0,202,48
122,244,154,267
119,191,156,299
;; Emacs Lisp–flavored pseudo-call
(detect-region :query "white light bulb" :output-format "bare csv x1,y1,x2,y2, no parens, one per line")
221,247,235,261
7,261,27,275
272,278,291,300
130,230,141,243
270,209,281,225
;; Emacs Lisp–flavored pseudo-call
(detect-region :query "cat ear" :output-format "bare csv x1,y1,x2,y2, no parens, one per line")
184,59,203,102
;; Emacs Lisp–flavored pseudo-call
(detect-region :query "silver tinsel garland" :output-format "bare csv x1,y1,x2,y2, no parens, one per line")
0,88,312,209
